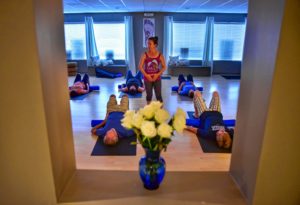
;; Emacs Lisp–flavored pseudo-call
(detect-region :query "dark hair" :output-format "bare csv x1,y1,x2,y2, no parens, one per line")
70,90,78,97
188,90,194,98
128,87,137,95
148,36,158,45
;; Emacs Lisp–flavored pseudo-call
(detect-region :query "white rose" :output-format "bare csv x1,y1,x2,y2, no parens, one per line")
121,116,133,129
141,104,155,119
121,117,132,129
154,109,170,124
121,111,135,129
174,108,187,119
141,121,157,138
173,115,186,133
157,123,173,138
149,101,163,111
132,112,144,129
124,110,135,118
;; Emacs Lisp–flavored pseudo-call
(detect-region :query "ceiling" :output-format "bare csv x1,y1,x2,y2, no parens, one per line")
63,0,248,14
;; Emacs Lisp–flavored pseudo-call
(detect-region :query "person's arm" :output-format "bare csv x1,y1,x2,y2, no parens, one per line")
119,87,129,92
158,53,167,76
138,53,152,82
153,54,167,81
185,126,198,134
138,86,145,92
91,113,108,135
185,126,208,139
178,82,186,93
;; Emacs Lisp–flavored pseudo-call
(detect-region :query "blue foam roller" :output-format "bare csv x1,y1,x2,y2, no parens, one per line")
186,119,236,127
91,120,104,127
118,84,126,89
89,85,100,91
172,86,203,92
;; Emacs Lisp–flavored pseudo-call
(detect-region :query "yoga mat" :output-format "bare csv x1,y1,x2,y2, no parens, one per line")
70,85,99,100
69,85,99,91
178,95,193,101
70,92,90,100
186,113,236,127
197,137,232,153
221,75,241,80
171,86,203,92
91,135,137,156
119,92,142,98
161,76,171,80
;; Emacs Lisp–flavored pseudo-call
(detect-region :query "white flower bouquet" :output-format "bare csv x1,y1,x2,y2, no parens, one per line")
121,101,186,151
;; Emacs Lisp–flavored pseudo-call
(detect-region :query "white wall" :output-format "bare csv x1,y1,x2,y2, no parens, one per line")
230,0,300,204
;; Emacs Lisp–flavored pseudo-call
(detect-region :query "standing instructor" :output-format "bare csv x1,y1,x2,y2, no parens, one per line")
138,36,166,104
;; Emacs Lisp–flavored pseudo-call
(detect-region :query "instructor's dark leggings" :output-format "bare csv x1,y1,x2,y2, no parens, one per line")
145,80,163,102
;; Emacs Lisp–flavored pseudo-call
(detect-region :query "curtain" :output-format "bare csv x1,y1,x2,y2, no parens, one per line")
85,16,100,67
125,16,136,73
163,16,173,75
202,16,214,72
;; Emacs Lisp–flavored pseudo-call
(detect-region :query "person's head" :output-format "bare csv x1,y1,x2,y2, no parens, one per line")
128,85,137,95
147,36,158,50
188,90,194,98
70,90,77,97
103,128,118,146
216,130,232,149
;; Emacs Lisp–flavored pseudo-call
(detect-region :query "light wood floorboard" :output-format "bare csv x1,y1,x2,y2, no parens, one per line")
69,75,240,171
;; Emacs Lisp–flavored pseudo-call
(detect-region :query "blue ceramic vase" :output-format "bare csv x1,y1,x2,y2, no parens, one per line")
139,149,166,190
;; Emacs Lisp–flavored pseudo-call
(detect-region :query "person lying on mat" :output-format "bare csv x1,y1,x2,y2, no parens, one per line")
185,91,234,149
91,94,134,145
177,74,197,98
69,73,90,97
119,70,145,95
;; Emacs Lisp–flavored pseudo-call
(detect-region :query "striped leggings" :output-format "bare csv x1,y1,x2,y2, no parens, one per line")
193,91,221,118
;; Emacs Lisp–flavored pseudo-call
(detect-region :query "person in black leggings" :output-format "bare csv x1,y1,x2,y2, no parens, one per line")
69,73,90,97
119,70,145,95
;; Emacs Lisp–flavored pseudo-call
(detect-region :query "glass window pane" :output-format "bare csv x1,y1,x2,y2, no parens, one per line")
64,24,86,60
213,23,246,61
172,22,206,60
94,23,125,60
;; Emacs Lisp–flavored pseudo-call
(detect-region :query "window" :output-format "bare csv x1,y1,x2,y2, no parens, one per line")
94,23,125,60
213,23,246,61
64,24,86,60
172,22,206,60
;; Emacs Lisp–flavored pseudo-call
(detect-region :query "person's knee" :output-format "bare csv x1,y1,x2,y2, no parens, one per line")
212,91,219,98
109,94,116,98
194,90,201,98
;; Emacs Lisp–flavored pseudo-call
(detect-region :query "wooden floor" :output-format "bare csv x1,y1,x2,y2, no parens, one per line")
69,75,240,171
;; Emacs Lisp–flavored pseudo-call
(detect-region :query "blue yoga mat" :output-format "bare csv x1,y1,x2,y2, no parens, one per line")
185,118,233,153
119,92,142,98
171,86,203,92
186,112,236,127
90,119,137,156
70,85,99,100
161,76,171,80
70,93,90,100
91,135,137,156
197,137,232,153
178,95,193,101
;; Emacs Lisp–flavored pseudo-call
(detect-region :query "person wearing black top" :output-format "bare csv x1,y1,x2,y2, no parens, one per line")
186,91,233,148
119,70,145,95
